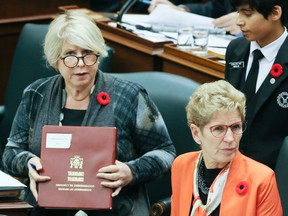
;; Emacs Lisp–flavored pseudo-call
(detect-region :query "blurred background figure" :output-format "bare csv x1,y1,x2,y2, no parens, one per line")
148,0,241,35
90,0,150,13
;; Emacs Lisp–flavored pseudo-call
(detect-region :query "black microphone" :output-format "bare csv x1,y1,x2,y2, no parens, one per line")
116,0,138,26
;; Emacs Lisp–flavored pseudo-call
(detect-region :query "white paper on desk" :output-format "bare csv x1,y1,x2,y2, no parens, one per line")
208,47,227,56
207,34,236,59
148,4,214,27
109,22,176,43
159,33,236,47
0,171,26,189
46,133,72,148
208,34,236,48
122,14,151,25
123,4,215,29
133,29,176,42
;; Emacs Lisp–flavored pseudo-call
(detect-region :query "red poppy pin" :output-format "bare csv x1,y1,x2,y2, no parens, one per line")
270,64,283,78
236,181,249,195
97,92,110,106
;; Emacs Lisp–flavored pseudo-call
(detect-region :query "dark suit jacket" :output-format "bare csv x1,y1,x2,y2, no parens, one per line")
182,0,233,18
225,36,288,169
90,0,148,13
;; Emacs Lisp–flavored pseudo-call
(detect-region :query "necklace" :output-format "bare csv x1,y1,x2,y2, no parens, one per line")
59,85,95,125
198,158,210,195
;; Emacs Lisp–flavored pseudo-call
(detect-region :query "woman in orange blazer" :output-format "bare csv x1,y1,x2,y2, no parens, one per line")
171,80,282,216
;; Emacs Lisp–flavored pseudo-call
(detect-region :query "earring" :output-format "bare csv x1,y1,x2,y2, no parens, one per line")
197,140,201,145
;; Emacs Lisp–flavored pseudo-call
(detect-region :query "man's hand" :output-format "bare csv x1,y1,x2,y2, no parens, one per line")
213,12,241,35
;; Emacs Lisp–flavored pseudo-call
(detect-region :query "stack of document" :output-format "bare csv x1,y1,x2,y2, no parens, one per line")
121,4,236,56
123,4,216,30
0,170,26,197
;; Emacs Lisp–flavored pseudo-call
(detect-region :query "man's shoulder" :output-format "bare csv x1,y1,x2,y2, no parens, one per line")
226,37,250,61
228,37,249,49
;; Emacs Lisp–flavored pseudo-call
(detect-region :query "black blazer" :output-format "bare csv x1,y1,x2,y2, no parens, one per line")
225,36,288,169
183,0,233,18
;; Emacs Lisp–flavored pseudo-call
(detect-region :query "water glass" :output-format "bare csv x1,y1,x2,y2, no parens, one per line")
191,28,209,56
177,27,193,51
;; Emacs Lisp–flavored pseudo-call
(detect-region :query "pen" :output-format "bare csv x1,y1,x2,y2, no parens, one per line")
139,0,151,5
29,162,37,171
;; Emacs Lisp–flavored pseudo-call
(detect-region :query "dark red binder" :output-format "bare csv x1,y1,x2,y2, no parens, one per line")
38,125,117,210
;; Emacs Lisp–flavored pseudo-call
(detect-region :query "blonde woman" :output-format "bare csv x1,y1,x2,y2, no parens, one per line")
171,80,282,216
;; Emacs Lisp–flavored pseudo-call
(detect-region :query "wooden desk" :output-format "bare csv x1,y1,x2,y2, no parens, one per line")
96,20,224,83
0,201,32,216
0,1,89,19
96,21,170,72
159,44,225,83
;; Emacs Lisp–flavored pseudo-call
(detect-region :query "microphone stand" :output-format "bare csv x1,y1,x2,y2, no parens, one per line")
116,0,138,28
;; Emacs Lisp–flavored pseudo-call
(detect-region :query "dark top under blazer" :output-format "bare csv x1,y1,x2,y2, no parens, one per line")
225,36,288,169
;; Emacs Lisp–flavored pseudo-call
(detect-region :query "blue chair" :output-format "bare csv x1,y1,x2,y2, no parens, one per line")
111,72,200,213
0,23,114,164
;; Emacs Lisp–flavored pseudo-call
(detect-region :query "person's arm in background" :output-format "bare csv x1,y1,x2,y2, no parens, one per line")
149,0,231,17
148,0,183,12
149,0,241,35
213,12,242,36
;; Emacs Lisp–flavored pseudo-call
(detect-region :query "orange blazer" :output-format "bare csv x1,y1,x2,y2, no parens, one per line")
171,151,282,216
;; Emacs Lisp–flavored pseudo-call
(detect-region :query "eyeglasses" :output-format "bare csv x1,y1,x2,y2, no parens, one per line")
60,53,100,68
208,121,246,138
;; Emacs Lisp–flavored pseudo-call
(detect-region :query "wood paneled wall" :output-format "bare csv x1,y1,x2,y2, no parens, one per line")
0,0,90,19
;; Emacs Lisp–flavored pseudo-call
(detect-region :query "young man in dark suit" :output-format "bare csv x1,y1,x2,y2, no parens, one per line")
225,0,288,169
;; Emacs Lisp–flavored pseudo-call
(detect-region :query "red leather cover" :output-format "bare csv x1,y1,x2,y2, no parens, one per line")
38,125,117,210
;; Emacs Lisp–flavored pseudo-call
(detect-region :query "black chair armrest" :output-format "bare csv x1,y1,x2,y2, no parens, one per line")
0,105,5,121
150,197,171,216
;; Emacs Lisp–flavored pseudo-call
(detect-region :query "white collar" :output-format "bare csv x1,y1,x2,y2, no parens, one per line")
250,27,288,63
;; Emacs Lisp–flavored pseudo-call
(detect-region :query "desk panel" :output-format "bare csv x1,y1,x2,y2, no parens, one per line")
160,44,225,83
96,21,224,82
0,201,32,216
105,40,163,72
162,60,222,83
97,21,168,72
0,0,89,19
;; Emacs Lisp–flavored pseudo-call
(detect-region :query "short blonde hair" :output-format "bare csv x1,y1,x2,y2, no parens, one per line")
44,10,108,69
186,80,246,128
